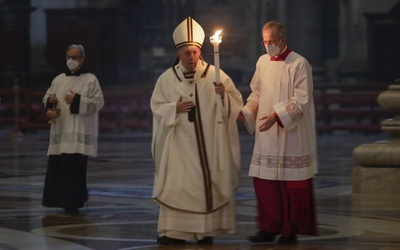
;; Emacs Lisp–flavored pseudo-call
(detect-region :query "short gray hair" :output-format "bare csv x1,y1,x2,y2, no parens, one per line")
262,21,286,38
66,44,85,57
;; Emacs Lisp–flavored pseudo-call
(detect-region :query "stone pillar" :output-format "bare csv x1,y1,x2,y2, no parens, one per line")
0,0,32,87
364,2,400,83
285,0,326,82
352,79,400,194
335,0,366,82
114,0,139,85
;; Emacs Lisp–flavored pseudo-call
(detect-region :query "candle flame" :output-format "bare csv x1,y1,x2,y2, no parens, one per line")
214,30,222,37
210,30,223,44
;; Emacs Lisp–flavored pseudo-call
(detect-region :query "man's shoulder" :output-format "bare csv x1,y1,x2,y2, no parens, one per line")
285,51,310,67
159,67,175,78
81,72,97,78
256,54,269,63
53,73,66,80
155,67,177,85
287,51,307,61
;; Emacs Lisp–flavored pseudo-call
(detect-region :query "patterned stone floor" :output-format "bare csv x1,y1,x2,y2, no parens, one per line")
1,127,399,250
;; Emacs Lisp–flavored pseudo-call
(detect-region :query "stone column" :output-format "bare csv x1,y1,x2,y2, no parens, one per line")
0,0,32,87
285,0,326,82
352,79,400,194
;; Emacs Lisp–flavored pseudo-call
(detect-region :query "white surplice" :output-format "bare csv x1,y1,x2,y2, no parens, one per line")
242,51,318,181
150,60,243,239
43,72,104,157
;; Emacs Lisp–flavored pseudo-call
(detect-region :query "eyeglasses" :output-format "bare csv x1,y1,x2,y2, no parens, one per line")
262,37,283,46
66,56,83,60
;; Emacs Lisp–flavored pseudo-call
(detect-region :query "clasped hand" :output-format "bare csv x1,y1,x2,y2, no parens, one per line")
64,91,76,105
176,96,195,113
175,82,224,113
48,91,76,105
259,114,276,132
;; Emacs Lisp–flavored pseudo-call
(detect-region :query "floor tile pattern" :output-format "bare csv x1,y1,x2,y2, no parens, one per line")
1,128,399,250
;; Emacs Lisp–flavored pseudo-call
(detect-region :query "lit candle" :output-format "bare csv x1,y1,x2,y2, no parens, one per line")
210,30,222,83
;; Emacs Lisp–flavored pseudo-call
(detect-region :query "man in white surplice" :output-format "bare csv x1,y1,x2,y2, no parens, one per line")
150,17,243,245
42,44,104,214
238,21,318,244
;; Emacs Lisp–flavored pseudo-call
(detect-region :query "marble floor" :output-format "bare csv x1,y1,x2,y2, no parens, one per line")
0,127,399,250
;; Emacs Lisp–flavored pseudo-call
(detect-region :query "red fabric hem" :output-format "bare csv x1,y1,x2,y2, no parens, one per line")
253,178,318,236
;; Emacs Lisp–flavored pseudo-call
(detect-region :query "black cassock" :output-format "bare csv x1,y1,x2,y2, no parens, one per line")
42,153,88,209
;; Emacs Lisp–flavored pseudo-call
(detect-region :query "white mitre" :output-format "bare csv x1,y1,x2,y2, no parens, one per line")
173,17,205,49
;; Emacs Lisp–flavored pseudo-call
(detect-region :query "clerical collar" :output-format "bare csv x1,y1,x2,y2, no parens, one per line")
270,46,291,61
64,68,87,76
183,71,195,79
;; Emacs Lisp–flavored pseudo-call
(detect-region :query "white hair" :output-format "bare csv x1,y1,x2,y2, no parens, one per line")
67,44,85,57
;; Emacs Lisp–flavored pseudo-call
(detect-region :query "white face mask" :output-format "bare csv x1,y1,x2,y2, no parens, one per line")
265,44,280,57
66,58,79,71
264,38,282,57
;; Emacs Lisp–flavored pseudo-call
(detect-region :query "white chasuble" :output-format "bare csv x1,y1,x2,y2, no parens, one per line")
150,60,243,235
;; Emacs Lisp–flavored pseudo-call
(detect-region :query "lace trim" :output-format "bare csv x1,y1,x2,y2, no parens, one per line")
87,102,97,114
50,133,93,145
251,153,312,169
285,100,303,122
